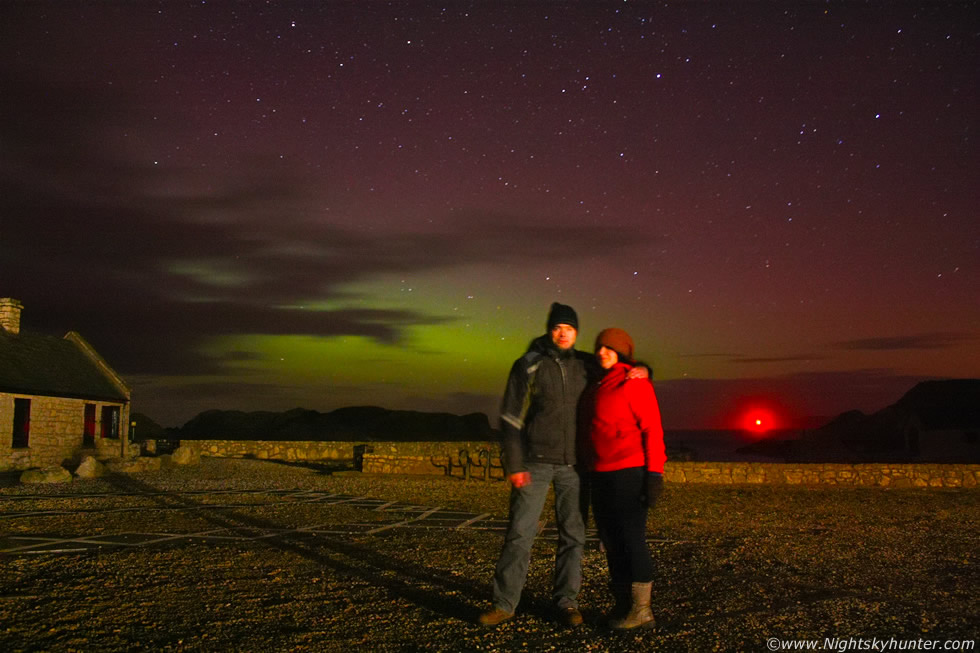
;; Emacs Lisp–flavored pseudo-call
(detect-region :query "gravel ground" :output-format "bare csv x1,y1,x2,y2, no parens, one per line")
1,458,977,652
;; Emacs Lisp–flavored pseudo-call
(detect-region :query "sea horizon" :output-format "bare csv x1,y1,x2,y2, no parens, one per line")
665,428,802,462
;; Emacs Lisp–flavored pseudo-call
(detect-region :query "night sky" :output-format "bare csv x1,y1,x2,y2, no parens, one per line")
2,2,977,430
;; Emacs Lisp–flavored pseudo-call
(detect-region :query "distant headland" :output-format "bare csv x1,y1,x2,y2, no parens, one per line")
133,406,495,443
738,379,979,464
132,379,979,464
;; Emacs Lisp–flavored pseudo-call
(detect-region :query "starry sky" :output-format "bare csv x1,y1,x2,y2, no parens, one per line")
1,2,977,430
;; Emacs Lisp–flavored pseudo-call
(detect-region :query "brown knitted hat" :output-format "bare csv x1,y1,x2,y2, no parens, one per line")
595,328,635,362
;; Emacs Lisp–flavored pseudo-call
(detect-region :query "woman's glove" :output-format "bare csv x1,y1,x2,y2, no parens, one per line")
645,472,664,507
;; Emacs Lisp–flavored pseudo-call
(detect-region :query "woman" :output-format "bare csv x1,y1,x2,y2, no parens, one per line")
580,328,666,630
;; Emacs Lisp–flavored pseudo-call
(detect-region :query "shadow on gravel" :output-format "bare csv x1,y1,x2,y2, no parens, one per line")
244,458,355,475
100,472,534,626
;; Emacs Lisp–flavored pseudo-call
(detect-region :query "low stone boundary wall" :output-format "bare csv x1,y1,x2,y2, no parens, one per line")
187,439,361,461
181,440,978,487
358,458,978,488
184,439,501,473
361,451,505,479
665,462,979,488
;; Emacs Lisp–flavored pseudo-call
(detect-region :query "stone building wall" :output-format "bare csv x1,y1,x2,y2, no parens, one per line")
0,392,129,470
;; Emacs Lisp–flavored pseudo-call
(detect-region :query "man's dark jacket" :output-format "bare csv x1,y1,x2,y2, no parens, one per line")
499,335,593,475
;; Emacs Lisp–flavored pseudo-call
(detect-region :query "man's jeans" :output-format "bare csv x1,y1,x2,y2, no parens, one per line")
491,463,586,614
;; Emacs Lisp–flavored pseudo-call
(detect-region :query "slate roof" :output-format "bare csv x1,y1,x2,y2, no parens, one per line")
0,329,128,402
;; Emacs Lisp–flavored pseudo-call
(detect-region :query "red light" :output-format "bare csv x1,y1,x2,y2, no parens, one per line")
743,409,775,434
717,393,799,434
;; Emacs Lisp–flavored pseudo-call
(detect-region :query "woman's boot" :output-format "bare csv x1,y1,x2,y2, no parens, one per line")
609,582,655,630
606,582,632,623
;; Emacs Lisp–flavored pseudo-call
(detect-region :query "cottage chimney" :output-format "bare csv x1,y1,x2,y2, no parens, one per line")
0,298,24,334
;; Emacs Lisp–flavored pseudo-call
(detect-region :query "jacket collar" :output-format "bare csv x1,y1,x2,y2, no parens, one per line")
599,361,631,381
529,334,576,360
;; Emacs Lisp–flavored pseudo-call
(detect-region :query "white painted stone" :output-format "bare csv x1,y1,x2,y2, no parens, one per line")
21,465,72,484
171,446,201,465
75,455,105,479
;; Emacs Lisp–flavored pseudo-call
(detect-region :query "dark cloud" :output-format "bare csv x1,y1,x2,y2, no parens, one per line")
0,70,658,379
833,333,976,351
24,303,454,377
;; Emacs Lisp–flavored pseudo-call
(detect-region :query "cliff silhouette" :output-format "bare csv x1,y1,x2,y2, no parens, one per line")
740,379,980,463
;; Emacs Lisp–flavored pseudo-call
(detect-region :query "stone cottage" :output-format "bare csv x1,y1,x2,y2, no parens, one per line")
0,298,131,470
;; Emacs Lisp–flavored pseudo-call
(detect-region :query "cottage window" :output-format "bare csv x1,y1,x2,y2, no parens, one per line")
101,406,120,439
12,398,30,448
83,404,96,446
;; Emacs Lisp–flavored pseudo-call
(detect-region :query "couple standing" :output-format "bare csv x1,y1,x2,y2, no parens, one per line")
478,302,666,630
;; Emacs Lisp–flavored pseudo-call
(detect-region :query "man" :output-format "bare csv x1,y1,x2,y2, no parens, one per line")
478,302,591,627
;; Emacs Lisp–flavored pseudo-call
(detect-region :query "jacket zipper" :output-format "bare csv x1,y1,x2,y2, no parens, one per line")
557,356,568,463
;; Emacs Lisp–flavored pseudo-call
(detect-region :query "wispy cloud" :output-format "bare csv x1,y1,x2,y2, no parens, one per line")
731,354,828,364
0,72,660,377
834,332,976,351
676,353,736,359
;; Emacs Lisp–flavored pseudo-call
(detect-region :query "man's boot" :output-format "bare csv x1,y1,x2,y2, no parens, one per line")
609,582,655,630
478,607,514,626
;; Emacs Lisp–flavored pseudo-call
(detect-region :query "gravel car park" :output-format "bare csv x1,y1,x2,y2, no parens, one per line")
1,458,977,652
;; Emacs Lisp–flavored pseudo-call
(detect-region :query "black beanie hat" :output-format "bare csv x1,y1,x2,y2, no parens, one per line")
546,302,579,331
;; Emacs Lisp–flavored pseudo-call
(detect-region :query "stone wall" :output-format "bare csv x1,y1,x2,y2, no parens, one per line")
0,393,130,470
361,452,506,479
183,439,978,487
186,439,357,461
664,461,979,488
184,439,498,465
359,456,979,488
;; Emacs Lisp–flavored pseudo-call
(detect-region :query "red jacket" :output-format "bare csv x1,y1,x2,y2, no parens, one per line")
581,363,666,473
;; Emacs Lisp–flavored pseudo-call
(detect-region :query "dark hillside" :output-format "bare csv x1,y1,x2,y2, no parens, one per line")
177,406,494,442
739,379,980,463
